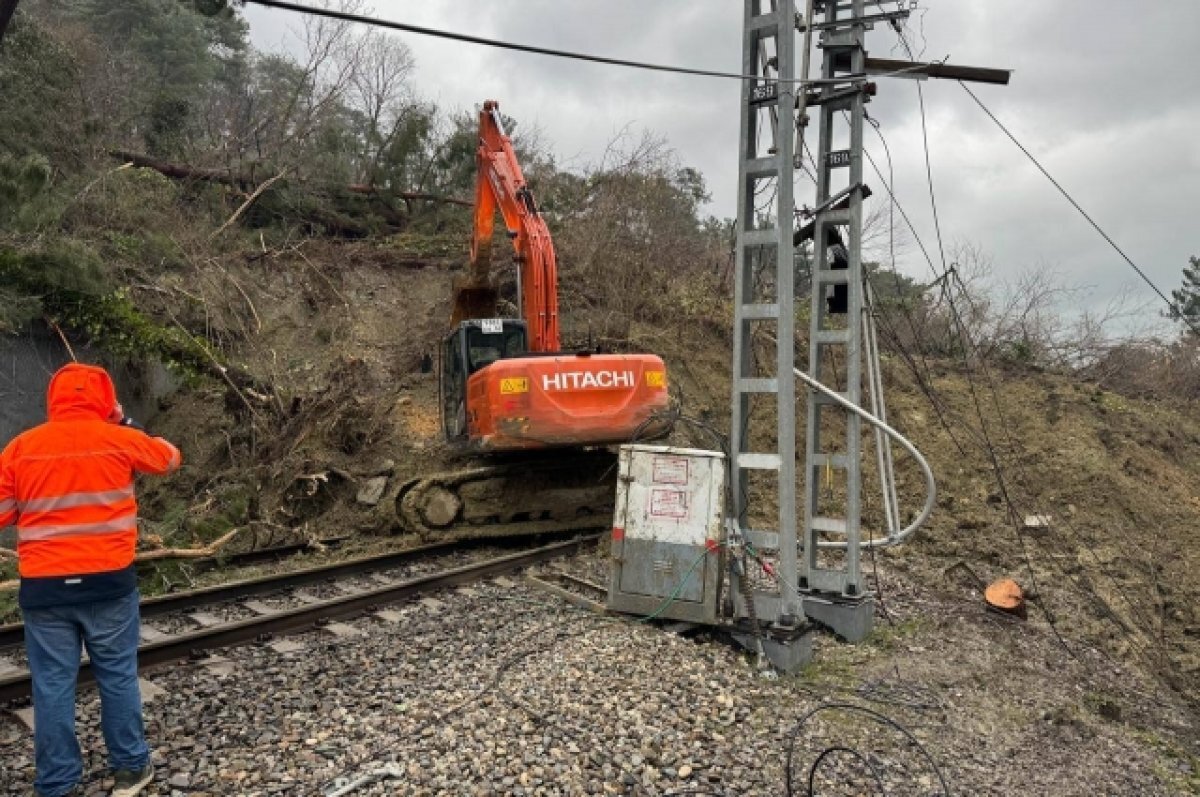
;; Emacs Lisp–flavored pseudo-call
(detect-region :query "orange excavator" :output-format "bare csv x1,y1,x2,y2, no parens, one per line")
394,100,670,537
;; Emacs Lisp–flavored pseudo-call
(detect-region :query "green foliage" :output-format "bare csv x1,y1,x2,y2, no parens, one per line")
86,0,243,155
0,12,85,162
8,0,248,161
0,246,212,378
367,103,438,192
0,242,107,331
426,110,484,198
1006,338,1036,364
0,154,56,230
0,155,51,202
0,242,108,297
867,263,928,309
1168,255,1200,338
53,290,216,380
70,166,189,237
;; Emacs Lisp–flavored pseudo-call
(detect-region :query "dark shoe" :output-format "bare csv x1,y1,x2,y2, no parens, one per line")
110,764,154,797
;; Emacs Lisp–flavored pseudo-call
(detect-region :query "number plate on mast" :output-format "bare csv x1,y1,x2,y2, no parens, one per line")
481,319,504,334
826,149,852,168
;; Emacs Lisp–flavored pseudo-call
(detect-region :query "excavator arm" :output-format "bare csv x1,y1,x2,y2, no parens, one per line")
450,100,561,353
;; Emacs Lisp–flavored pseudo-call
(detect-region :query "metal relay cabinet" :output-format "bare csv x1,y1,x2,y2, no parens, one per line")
607,445,725,623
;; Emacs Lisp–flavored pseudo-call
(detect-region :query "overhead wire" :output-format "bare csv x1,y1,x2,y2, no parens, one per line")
886,16,1173,680
243,0,933,87
856,117,978,457
955,82,1200,339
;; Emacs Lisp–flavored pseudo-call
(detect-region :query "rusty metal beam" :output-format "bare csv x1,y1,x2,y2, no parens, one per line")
865,56,1011,85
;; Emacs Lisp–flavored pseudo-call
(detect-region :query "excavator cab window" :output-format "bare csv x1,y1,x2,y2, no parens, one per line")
465,323,527,373
440,320,528,441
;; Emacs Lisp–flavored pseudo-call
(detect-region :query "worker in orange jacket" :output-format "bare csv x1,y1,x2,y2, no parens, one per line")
0,363,181,797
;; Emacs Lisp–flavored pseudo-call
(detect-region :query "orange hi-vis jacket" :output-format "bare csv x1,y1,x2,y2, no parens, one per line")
0,363,181,608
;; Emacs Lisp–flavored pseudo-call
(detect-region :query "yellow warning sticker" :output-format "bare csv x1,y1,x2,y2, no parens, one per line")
645,371,666,388
500,377,529,394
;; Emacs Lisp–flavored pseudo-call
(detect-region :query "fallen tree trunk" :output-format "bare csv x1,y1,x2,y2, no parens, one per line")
108,149,251,189
346,183,471,208
108,150,470,209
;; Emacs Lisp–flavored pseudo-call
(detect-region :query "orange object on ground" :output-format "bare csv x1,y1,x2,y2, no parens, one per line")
984,578,1026,617
0,363,182,582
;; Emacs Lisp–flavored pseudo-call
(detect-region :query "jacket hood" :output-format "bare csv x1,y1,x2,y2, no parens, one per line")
47,363,118,422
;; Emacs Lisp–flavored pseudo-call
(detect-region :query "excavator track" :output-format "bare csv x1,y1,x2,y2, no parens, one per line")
394,451,618,539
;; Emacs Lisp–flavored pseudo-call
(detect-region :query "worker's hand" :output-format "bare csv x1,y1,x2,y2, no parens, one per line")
107,402,124,424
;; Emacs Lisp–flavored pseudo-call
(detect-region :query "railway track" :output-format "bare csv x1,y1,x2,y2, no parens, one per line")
0,533,600,705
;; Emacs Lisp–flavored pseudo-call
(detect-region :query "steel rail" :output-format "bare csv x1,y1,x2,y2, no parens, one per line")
0,534,599,703
0,534,560,649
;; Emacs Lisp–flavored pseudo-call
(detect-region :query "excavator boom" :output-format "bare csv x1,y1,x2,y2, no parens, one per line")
451,100,560,353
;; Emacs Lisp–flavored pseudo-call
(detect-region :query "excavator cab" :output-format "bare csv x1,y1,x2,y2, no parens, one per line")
440,319,528,441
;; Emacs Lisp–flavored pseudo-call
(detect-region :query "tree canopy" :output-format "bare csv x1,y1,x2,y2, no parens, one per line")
1168,255,1200,337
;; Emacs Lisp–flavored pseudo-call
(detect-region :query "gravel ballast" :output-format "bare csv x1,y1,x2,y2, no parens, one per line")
1,548,1195,795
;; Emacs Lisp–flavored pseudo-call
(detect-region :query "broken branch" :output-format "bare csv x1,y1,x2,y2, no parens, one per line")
211,169,290,240
133,527,243,562
0,528,244,591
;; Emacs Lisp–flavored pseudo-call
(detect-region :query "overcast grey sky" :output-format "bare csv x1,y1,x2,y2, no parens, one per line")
244,1,1200,333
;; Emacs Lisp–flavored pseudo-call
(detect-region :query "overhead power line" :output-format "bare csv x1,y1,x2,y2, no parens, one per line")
956,81,1200,339
243,0,933,86
243,0,787,82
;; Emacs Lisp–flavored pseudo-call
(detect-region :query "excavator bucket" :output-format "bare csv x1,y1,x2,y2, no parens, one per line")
449,279,499,326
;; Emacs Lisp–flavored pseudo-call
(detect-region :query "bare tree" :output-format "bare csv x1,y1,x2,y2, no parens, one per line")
346,31,416,185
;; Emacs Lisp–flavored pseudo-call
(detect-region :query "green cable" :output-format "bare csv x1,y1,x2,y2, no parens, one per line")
636,544,720,623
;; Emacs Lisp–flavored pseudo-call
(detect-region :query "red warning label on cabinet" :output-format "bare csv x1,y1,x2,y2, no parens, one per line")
652,456,689,485
649,488,688,518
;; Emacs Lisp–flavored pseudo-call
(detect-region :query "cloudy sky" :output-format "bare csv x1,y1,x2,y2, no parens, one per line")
243,1,1200,334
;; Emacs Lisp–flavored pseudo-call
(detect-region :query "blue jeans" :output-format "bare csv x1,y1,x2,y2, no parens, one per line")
22,591,149,797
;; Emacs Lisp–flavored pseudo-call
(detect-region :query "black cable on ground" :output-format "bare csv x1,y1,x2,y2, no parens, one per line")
807,745,887,797
784,702,949,797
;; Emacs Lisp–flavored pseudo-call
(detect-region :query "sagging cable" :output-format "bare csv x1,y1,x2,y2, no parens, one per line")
793,366,936,549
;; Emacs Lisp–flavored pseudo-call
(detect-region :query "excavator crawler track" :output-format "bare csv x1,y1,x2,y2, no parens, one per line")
394,451,618,539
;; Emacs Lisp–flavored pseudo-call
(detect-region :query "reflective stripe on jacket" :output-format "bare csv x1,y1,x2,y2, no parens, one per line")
0,363,182,584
